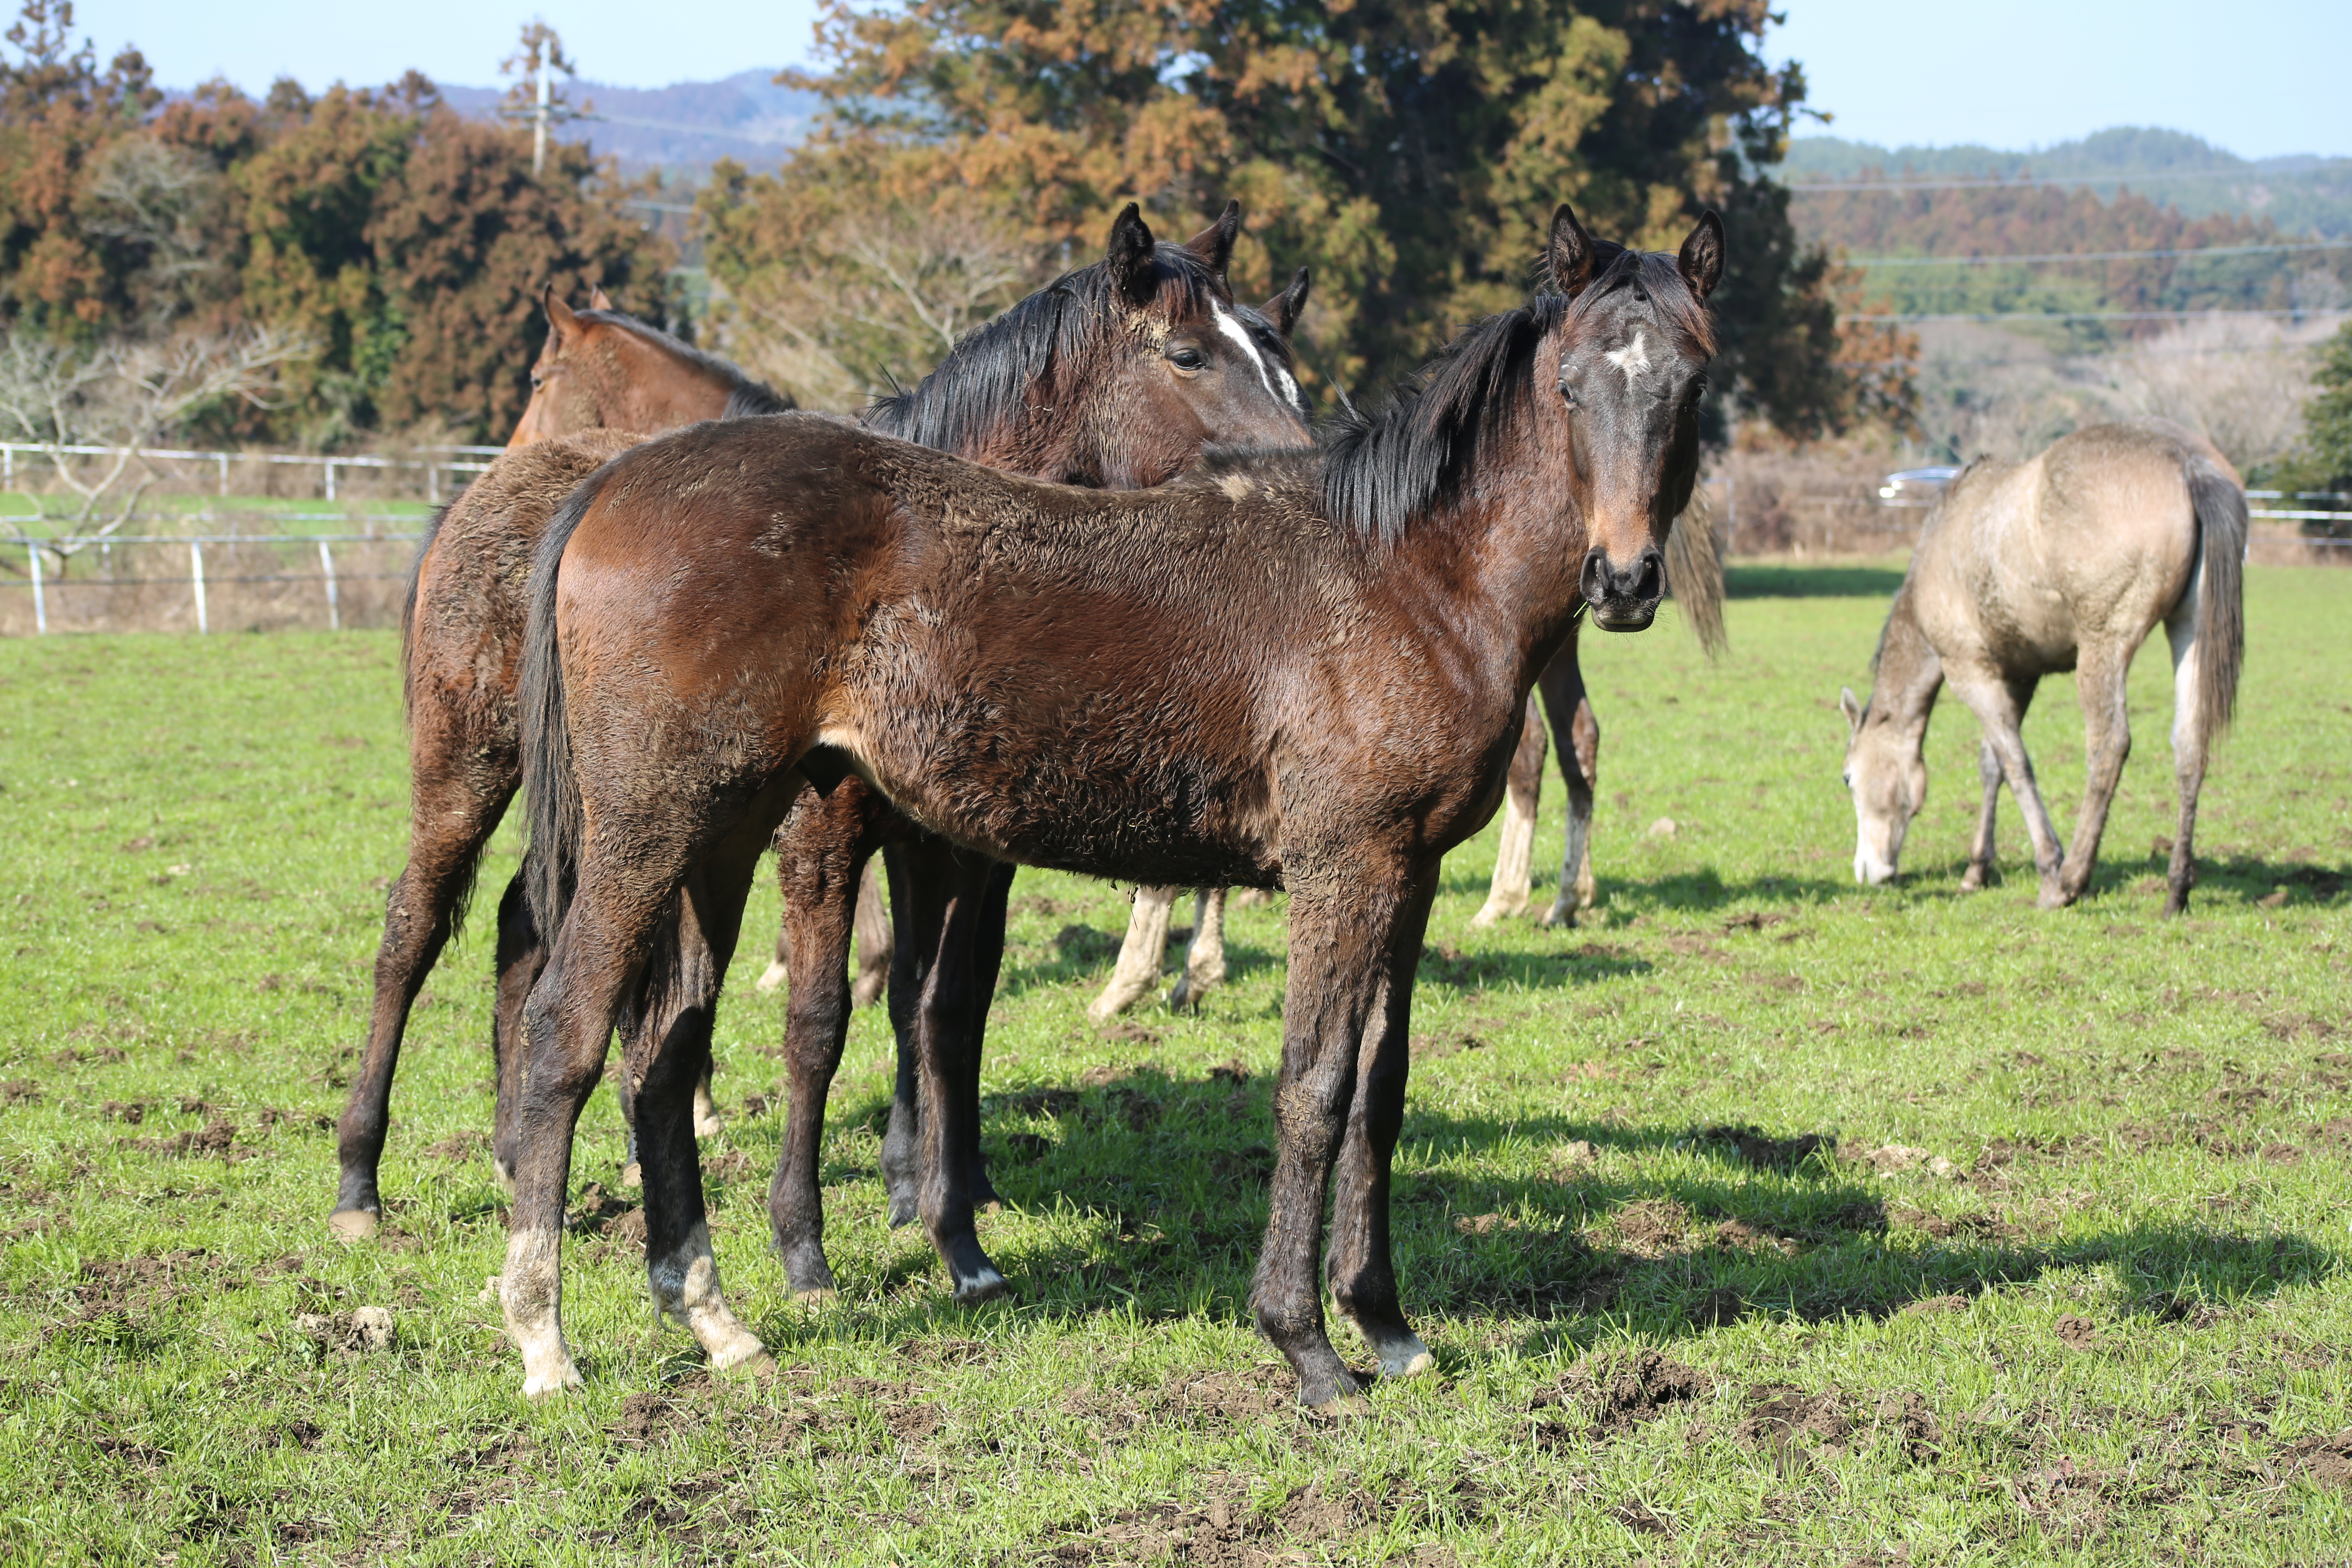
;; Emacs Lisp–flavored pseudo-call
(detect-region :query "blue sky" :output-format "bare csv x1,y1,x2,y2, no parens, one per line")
69,0,2352,159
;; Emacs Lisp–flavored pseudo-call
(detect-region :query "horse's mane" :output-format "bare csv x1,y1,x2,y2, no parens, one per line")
578,308,795,416
1320,248,1711,546
865,243,1226,454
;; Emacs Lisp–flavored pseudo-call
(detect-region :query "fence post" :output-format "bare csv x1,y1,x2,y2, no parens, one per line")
27,542,44,635
217,452,229,497
323,459,336,503
427,463,439,506
3,445,12,488
190,540,207,634
318,539,340,631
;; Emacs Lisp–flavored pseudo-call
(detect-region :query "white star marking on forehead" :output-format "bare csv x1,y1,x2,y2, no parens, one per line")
1602,329,1652,384
1211,300,1302,415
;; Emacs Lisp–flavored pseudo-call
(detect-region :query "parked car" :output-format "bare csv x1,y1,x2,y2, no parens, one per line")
1878,466,1962,506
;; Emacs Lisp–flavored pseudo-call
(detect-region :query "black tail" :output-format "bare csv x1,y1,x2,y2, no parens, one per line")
518,474,608,948
2184,453,2246,744
398,501,453,717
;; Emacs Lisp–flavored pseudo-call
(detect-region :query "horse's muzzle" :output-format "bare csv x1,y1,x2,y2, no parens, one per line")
1580,546,1664,632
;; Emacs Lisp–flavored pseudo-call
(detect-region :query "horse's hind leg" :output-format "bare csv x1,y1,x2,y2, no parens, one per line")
1537,643,1599,926
1473,698,1546,927
334,767,514,1240
1090,885,1180,1020
851,862,892,1008
632,835,777,1379
766,782,867,1295
490,868,544,1191
1168,887,1227,1010
2058,646,2136,906
1328,871,1441,1380
2163,607,2209,916
1960,740,2004,891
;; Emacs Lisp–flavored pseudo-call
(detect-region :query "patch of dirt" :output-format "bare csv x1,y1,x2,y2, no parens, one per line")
100,1100,149,1123
1689,1287,1747,1327
1698,1123,1832,1170
2280,1430,2352,1491
69,1250,227,1326
1004,1086,1081,1118
1538,1348,1709,1440
2054,1315,2099,1351
294,1306,395,1355
1412,1030,1489,1061
424,1131,486,1161
125,1119,241,1161
1899,1294,1971,1317
1873,1390,1942,1461
1610,1499,1674,1536
0,1080,38,1105
1610,1198,1694,1256
1858,1144,1961,1179
1207,1059,1250,1086
1054,1473,1388,1567
895,1337,986,1368
1736,1383,1851,1457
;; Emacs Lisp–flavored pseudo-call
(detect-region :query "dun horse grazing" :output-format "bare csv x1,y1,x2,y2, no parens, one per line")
1841,419,2244,915
507,203,1723,1405
330,292,793,1241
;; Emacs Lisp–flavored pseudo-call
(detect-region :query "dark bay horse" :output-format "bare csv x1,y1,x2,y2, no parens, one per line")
331,295,791,1241
1841,418,2244,914
330,210,1310,1242
505,204,1723,1406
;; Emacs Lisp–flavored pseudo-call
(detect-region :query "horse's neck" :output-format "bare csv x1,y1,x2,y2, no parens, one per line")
608,337,734,430
1872,588,1944,733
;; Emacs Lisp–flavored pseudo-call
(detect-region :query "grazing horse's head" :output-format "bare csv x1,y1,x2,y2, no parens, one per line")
1840,685,1926,884
507,286,790,450
871,202,1315,486
1547,204,1722,632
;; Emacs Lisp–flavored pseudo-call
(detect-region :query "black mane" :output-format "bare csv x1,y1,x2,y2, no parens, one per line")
1319,247,1710,545
864,243,1226,455
579,309,795,416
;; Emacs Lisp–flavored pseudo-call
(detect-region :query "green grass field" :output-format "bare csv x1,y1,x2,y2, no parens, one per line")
1,564,2346,1565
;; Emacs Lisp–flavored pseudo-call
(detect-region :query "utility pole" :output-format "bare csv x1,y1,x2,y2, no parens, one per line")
534,52,551,175
501,21,586,178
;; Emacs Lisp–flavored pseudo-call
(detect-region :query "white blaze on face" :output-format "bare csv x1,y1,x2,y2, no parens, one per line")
1210,300,1302,416
1603,329,1652,386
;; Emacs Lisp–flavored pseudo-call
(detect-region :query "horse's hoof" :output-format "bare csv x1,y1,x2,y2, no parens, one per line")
521,1362,585,1399
850,973,887,1009
953,1267,1012,1304
885,1194,918,1229
328,1208,379,1243
755,959,789,994
1379,1343,1435,1379
693,1109,726,1139
490,1157,516,1196
715,1348,778,1381
790,1285,839,1306
619,1161,643,1190
1297,1370,1367,1413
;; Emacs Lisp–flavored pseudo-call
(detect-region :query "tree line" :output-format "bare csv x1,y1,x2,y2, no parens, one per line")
3,0,1911,455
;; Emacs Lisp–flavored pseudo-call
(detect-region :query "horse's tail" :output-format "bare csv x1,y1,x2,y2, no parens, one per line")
518,474,606,948
1665,482,1729,659
398,501,452,718
2184,450,2246,743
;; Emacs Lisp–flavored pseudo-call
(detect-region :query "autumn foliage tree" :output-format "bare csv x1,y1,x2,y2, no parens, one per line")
702,0,1901,437
0,5,670,446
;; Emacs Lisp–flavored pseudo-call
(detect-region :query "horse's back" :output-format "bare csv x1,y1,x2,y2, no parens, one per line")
2034,423,2207,631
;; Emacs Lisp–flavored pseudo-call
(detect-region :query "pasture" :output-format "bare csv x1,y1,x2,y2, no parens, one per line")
1,563,2345,1564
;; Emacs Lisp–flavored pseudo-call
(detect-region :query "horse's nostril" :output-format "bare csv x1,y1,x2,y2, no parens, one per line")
1579,549,1608,603
1635,552,1663,601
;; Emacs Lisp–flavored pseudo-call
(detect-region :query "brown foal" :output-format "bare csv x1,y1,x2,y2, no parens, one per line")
506,204,1723,1407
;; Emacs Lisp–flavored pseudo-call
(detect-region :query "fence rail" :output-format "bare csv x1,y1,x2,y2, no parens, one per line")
2,528,426,635
0,439,502,503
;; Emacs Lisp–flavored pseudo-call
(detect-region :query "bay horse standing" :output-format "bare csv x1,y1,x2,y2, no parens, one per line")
506,204,1722,1407
1840,418,2244,914
331,292,791,1241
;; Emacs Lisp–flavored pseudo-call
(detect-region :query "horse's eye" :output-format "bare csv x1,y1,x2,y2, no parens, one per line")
530,372,545,390
1169,348,1207,372
1559,382,1577,408
1842,770,1853,790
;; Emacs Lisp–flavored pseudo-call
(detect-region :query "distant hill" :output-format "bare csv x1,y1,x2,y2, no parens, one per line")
436,68,819,178
1781,127,2352,238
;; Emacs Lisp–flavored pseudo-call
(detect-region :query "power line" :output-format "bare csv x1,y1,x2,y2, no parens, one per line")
1840,307,2349,323
1784,168,2321,194
1846,239,2352,267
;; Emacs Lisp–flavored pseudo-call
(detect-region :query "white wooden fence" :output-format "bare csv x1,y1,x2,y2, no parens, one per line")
0,440,501,503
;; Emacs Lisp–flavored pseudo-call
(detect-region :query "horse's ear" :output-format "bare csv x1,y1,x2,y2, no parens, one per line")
589,284,615,312
543,283,580,342
1679,210,1725,301
1261,266,1310,339
1547,203,1596,296
1106,203,1159,306
1840,686,1864,735
1183,200,1241,282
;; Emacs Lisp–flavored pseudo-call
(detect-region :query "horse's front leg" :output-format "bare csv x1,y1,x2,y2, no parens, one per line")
1960,739,2004,891
1954,673,2065,906
1472,698,1546,927
895,839,1011,1302
1090,885,1180,1020
2058,647,2134,905
1537,641,1599,926
1328,870,1440,1379
1252,873,1406,1409
880,839,1003,1222
1167,887,1227,1010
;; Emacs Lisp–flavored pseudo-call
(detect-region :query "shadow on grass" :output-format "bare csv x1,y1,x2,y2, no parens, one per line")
805,1062,2339,1358
1726,563,1908,600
